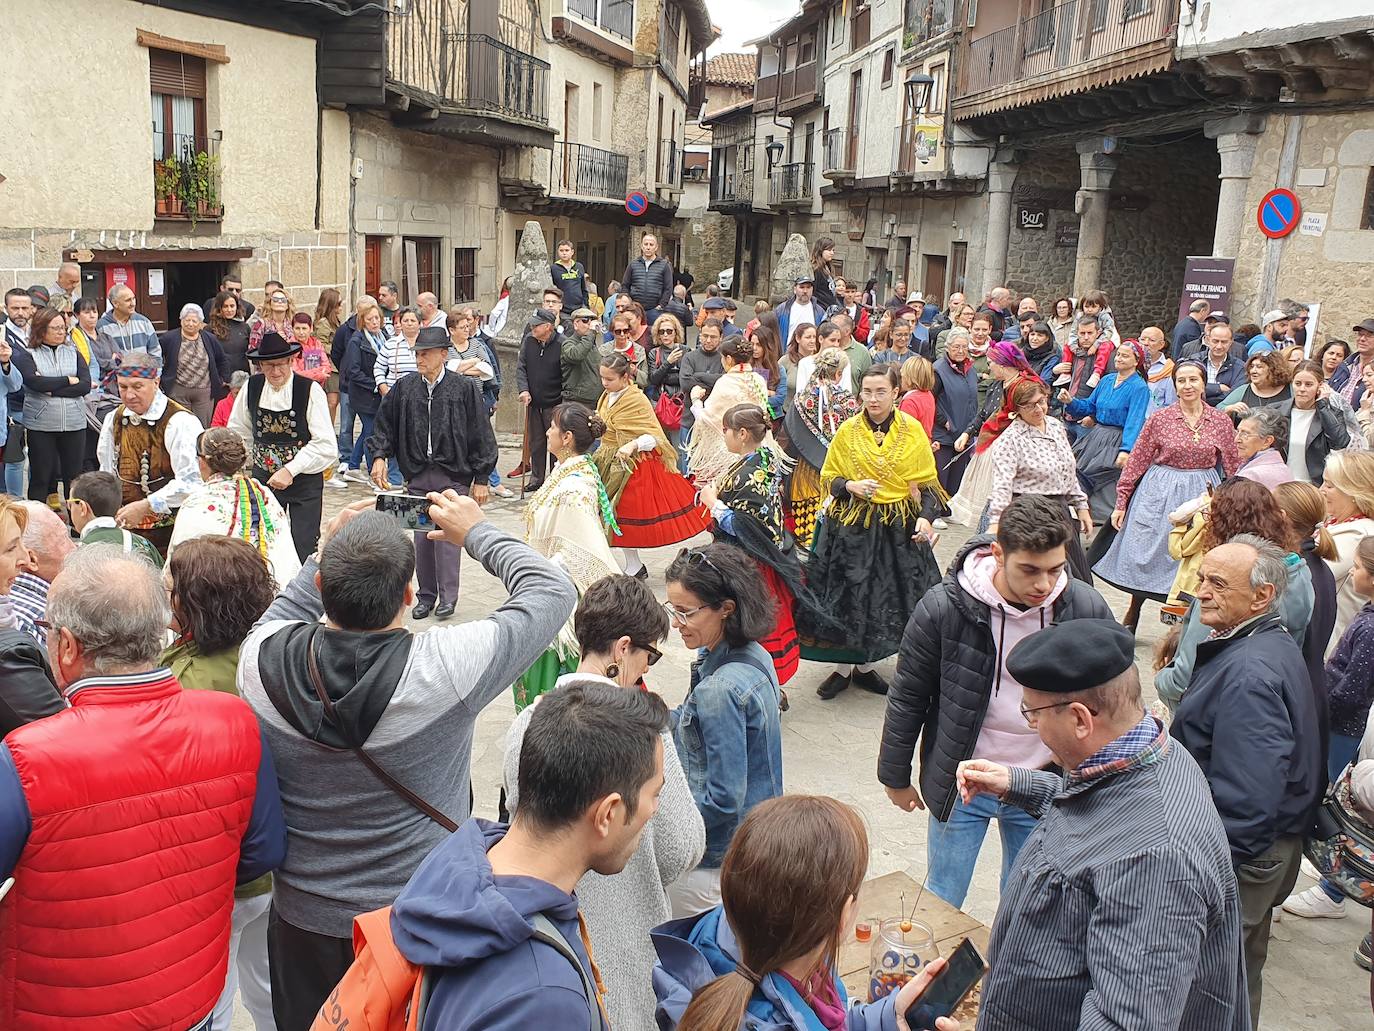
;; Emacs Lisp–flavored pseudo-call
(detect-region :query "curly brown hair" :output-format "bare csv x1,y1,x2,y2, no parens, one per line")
1246,350,1292,389
169,536,277,654
1203,478,1296,552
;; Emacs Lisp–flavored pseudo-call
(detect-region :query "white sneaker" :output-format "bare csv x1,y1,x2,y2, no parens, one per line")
1281,885,1347,919
326,473,348,490
1301,856,1321,881
932,518,948,529
490,484,514,498
345,467,369,484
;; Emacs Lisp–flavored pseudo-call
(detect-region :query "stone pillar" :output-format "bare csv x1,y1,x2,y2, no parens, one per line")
1205,114,1268,258
493,221,551,434
981,158,1018,298
1072,140,1118,296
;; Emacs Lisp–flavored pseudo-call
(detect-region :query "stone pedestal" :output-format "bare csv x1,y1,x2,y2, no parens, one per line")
1205,114,1267,258
770,233,812,303
982,159,1018,299
494,221,551,435
1072,141,1118,296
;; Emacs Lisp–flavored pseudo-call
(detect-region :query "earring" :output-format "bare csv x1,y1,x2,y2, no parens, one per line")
605,662,620,679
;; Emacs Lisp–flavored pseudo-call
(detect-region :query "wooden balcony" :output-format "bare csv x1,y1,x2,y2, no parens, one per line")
954,0,1175,120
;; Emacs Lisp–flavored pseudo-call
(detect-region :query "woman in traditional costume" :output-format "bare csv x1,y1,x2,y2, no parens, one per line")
687,336,774,485
698,403,840,696
594,353,710,577
946,340,1038,529
168,426,300,584
782,348,860,548
800,365,945,701
514,401,623,710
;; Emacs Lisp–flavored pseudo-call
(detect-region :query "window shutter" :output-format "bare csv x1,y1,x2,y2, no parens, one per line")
149,49,207,97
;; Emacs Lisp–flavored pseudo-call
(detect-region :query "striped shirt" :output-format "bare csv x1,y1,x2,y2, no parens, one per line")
979,724,1248,1030
374,334,419,389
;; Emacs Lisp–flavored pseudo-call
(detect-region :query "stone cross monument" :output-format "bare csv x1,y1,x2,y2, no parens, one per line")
494,220,550,433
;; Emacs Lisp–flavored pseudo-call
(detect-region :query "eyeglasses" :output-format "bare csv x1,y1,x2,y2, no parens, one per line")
270,294,288,303
574,316,592,323
613,327,633,335
1019,699,1096,726
34,618,52,633
658,328,676,335
634,642,663,666
662,600,707,625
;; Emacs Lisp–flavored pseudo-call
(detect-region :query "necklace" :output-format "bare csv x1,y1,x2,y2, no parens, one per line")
1179,404,1204,443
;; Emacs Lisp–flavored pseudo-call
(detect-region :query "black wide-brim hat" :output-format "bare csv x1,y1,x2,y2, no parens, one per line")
246,331,302,362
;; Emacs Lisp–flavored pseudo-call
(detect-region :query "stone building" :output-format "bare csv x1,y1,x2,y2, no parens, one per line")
0,0,351,324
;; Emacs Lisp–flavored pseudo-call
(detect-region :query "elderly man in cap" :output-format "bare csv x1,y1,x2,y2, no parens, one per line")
515,307,562,492
368,327,497,620
1330,317,1374,398
559,306,604,408
960,617,1246,1030
97,351,202,555
1245,309,1291,357
1169,533,1321,1026
775,274,827,342
228,331,337,561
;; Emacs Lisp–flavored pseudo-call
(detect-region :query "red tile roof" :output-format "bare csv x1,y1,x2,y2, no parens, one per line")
706,52,757,87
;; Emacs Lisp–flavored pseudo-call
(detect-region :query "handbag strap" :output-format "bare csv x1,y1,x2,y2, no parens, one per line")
305,641,459,833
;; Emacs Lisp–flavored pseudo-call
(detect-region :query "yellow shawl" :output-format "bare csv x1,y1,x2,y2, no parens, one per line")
593,384,677,503
820,410,946,525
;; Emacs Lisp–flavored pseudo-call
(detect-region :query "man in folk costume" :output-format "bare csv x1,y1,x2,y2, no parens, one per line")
227,331,337,562
97,351,202,556
368,326,499,620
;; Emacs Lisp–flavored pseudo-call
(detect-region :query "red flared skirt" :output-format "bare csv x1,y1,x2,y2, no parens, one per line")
613,458,711,549
757,562,799,685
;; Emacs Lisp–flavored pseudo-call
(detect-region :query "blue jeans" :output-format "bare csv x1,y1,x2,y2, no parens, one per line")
488,469,500,488
350,412,402,486
337,392,355,464
926,790,1039,909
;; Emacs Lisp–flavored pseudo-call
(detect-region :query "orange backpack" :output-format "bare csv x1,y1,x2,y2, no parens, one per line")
311,906,602,1031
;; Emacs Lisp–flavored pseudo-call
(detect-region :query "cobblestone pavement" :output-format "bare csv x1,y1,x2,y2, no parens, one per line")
232,440,1368,1030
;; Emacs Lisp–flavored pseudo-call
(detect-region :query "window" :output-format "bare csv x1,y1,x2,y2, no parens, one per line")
453,248,477,303
401,237,441,304
149,48,207,160
783,41,796,71
800,32,815,64
1123,0,1152,17
851,4,871,49
1362,168,1374,230
881,47,895,87
928,63,945,112
592,83,603,140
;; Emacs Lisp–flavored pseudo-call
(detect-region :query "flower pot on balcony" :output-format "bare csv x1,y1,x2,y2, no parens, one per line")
155,194,186,218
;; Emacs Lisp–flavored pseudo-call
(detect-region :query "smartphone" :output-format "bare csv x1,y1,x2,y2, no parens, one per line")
375,493,434,532
904,938,987,1030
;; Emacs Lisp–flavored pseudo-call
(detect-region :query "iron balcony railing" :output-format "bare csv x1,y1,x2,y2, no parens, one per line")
551,141,629,200
961,0,1172,97
152,132,223,222
710,168,755,205
768,161,813,205
821,127,856,176
387,8,550,125
903,0,954,51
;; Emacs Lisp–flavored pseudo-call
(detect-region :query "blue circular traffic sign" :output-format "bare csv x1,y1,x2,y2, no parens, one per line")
1257,188,1300,239
624,191,649,217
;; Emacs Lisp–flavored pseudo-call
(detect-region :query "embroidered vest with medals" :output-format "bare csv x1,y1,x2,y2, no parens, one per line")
113,397,189,528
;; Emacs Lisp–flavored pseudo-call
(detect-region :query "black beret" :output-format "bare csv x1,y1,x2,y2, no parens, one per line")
1006,618,1135,694
529,308,558,327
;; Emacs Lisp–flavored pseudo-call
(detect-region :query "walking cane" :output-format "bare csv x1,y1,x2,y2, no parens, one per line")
518,406,531,499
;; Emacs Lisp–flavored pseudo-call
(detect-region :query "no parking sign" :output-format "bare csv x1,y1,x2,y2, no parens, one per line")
1257,188,1301,239
624,191,648,217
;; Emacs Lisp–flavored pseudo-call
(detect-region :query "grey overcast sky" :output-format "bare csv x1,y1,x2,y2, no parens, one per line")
706,0,796,54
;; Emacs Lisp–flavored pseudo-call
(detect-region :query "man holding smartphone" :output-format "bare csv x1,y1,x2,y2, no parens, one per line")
958,618,1246,1030
368,327,497,620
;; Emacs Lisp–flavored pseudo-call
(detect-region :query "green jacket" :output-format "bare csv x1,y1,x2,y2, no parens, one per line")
559,329,604,405
79,520,164,568
161,637,272,898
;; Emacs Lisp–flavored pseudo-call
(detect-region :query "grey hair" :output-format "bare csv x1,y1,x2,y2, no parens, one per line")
107,283,134,303
946,328,972,344
229,370,250,391
1228,532,1288,608
1243,408,1289,455
117,350,161,374
47,544,169,673
20,502,74,562
179,303,205,321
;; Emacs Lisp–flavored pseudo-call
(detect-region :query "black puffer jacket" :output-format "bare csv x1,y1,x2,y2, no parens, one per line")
0,630,64,736
877,536,1113,821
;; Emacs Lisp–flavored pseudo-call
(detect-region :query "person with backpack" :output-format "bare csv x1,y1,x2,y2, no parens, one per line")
321,680,669,1031
240,493,576,1029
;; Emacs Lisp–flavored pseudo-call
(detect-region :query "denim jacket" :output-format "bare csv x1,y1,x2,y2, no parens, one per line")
673,640,783,867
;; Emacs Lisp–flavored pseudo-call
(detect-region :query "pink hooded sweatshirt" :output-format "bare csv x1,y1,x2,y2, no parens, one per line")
956,547,1061,771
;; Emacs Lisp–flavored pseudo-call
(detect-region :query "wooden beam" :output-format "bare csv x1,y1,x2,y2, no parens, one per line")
136,28,229,64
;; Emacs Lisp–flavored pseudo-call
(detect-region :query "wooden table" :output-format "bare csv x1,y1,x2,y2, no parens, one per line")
838,871,990,1022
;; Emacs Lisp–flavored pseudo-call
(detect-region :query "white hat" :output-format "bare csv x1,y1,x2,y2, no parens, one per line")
906,291,924,303
1261,308,1288,326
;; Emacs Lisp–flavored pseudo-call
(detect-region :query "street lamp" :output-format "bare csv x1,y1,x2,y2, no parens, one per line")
904,71,935,117
765,139,785,170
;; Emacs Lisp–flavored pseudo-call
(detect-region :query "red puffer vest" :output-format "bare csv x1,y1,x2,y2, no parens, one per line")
0,670,261,1030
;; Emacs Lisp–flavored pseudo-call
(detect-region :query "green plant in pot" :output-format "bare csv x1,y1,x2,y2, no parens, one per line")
154,157,183,215
154,150,220,223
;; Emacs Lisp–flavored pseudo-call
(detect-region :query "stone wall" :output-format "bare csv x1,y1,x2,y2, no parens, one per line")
1005,138,1219,333
1231,111,1374,343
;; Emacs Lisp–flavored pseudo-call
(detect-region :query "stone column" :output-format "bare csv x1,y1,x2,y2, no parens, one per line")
493,221,550,434
981,158,1018,298
1072,139,1118,296
1205,114,1268,258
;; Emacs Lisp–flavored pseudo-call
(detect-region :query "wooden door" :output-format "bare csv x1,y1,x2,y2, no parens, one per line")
922,255,947,309
140,264,169,330
364,236,383,298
